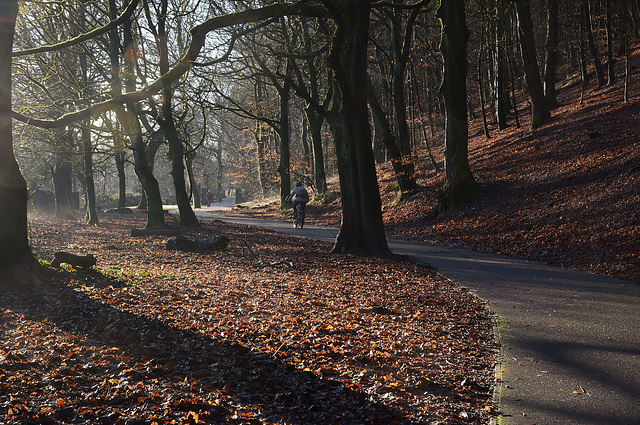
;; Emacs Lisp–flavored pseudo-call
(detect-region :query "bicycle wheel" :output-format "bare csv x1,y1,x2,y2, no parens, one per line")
293,205,300,228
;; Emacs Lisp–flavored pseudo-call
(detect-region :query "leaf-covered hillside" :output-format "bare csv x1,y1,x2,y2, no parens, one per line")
229,72,640,283
382,75,640,283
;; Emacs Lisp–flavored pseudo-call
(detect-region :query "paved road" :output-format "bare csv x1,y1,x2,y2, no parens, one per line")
194,204,640,425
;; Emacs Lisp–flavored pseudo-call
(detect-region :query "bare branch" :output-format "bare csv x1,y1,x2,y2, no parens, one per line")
13,1,328,128
13,0,141,57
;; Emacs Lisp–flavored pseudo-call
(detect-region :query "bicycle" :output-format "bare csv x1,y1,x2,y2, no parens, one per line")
292,201,306,229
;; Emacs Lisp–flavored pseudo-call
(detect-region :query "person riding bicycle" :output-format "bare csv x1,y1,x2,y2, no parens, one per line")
286,182,309,225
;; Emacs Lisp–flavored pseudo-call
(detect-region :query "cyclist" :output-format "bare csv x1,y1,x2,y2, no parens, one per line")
286,182,309,227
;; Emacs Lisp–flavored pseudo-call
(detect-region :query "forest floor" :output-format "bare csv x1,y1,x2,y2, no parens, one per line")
2,213,498,424
224,75,640,284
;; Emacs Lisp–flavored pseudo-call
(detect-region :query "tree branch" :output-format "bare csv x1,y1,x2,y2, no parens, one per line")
13,0,141,57
12,1,328,128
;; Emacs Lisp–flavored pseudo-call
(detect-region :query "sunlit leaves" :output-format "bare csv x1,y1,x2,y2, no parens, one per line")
1,214,498,423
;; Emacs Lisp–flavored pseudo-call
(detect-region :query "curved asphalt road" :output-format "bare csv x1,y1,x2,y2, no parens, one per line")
192,202,640,425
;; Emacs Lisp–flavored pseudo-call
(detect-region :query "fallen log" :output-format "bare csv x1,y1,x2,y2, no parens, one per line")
166,235,230,252
51,252,96,269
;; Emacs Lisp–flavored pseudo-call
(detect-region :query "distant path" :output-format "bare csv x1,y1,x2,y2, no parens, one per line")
193,203,640,425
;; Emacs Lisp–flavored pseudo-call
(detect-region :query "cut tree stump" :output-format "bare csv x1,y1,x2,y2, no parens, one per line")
51,252,97,269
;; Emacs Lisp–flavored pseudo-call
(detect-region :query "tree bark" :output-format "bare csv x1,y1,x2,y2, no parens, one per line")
115,151,126,208
276,78,292,209
606,0,616,85
326,0,389,256
0,0,38,273
494,1,509,129
582,0,606,86
306,108,328,194
513,0,551,129
438,0,480,212
543,0,559,109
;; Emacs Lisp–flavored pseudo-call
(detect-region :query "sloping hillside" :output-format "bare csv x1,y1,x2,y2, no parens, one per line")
226,72,640,283
382,77,640,283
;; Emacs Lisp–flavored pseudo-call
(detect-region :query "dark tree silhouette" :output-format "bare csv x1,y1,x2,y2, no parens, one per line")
437,0,480,212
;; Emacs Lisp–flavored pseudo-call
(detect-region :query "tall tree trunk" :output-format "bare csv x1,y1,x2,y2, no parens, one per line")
115,151,126,208
185,150,200,208
255,121,271,197
82,124,99,225
327,0,389,256
302,43,328,195
390,7,420,189
0,0,37,274
543,0,560,108
156,0,198,226
122,17,165,229
583,0,606,86
367,76,417,194
494,0,509,129
579,4,590,88
108,0,127,210
606,0,616,85
623,1,631,102
514,0,551,129
306,108,328,194
119,105,166,228
78,36,98,225
215,147,224,197
277,80,292,209
53,131,76,220
438,0,480,212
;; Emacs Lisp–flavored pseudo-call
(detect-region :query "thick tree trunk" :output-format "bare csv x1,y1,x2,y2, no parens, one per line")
127,109,166,229
157,1,198,227
327,0,389,256
514,0,551,129
164,117,198,225
122,17,165,228
0,0,38,273
438,0,480,212
543,0,559,109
